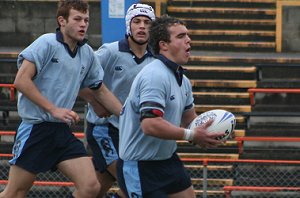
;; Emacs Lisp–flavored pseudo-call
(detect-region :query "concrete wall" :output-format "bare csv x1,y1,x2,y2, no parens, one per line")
282,6,300,52
0,0,101,49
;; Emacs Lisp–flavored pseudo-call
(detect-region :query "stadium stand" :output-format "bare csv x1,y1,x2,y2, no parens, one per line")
1,0,300,197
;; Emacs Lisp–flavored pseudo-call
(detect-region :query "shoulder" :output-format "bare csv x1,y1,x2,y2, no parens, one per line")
137,59,170,83
34,33,57,45
80,43,95,57
98,41,119,52
95,41,118,57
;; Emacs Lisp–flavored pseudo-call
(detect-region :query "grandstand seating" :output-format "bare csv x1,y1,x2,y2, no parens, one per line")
166,0,277,52
1,0,300,197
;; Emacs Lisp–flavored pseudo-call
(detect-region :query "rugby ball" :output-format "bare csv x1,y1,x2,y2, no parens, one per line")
189,109,236,141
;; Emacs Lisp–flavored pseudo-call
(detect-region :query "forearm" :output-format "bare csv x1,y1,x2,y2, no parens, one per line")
79,88,95,104
14,77,55,113
94,84,122,116
141,117,186,140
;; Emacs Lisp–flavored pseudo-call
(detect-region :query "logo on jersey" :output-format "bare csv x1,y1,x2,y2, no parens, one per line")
170,95,175,101
115,66,123,71
51,57,59,63
80,65,86,75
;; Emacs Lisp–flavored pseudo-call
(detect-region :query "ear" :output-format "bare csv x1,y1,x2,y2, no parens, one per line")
57,16,66,27
159,41,168,51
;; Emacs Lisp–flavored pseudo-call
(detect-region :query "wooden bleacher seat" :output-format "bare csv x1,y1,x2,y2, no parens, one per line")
191,40,275,51
224,186,300,198
185,65,256,72
188,29,275,37
192,178,233,186
190,79,257,88
167,6,276,16
181,18,275,27
195,104,251,114
179,153,239,159
184,164,233,172
185,66,256,80
166,0,277,52
0,52,18,60
193,92,249,100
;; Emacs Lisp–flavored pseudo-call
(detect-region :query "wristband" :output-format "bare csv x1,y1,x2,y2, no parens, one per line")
183,128,194,141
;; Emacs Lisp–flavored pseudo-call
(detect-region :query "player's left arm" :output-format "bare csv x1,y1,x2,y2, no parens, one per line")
181,107,197,128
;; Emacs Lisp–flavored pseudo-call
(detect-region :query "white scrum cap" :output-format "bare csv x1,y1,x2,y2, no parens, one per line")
125,3,155,36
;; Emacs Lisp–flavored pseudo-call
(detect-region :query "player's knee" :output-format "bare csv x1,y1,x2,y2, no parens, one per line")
0,190,27,198
79,179,101,197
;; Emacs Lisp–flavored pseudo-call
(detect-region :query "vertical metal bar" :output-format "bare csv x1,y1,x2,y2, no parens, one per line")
203,159,208,198
83,104,88,149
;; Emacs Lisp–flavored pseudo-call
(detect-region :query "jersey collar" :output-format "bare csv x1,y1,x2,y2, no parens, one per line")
156,54,185,86
119,36,153,64
56,28,88,58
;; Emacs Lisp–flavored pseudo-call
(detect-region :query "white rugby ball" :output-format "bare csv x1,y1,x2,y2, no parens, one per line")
189,109,236,141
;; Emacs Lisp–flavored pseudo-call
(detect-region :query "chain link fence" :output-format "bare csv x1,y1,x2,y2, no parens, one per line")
1,155,300,198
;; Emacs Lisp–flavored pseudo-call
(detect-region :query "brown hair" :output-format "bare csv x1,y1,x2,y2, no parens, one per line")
56,0,89,26
149,15,186,55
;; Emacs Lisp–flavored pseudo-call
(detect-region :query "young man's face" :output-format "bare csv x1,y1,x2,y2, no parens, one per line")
130,16,152,45
164,24,191,65
60,8,89,43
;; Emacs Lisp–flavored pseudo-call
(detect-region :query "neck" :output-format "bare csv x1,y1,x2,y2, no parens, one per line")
128,37,148,58
60,28,78,52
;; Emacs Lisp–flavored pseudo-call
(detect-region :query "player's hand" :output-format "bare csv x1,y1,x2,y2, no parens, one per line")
192,119,225,149
50,107,80,126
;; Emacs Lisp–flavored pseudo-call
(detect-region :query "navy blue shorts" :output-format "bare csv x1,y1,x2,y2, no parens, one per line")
9,121,87,174
117,153,192,198
86,122,119,173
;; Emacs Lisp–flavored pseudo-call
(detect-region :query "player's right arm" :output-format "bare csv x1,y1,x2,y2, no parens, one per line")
141,109,223,148
14,59,79,124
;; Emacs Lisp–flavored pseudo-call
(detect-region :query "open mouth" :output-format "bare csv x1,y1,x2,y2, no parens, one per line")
137,31,146,36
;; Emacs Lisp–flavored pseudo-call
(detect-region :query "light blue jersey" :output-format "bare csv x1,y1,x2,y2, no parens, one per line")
119,55,194,161
17,30,103,124
86,38,155,127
